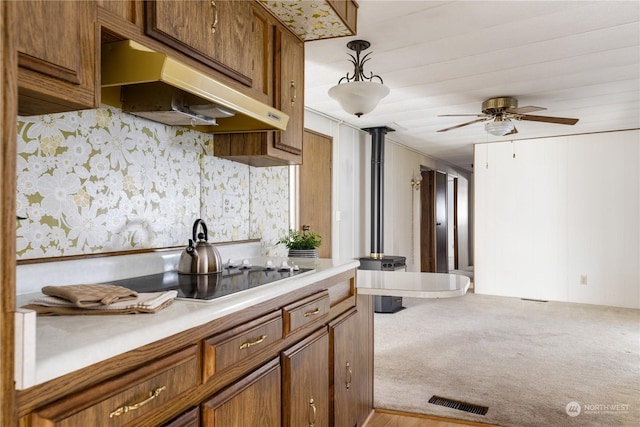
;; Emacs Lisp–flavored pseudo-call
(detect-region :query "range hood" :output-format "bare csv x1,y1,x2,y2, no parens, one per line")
101,40,289,132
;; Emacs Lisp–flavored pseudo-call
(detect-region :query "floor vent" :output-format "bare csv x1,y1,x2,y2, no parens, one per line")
428,395,489,415
521,298,549,302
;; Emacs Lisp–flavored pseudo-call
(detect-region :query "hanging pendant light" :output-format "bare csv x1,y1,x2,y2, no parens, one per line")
328,40,390,117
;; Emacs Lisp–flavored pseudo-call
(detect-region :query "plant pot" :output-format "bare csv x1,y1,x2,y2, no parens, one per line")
288,249,318,258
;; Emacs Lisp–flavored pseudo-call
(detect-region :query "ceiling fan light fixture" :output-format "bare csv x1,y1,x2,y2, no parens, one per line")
485,119,515,136
328,40,389,117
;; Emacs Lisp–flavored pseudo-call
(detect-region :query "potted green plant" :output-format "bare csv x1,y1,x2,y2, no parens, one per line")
277,226,322,258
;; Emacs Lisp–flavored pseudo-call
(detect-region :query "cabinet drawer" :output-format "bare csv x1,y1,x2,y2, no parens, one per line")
32,345,198,427
203,311,283,382
283,291,330,335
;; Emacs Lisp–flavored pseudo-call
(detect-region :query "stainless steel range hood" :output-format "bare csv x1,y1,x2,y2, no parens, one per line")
101,40,289,132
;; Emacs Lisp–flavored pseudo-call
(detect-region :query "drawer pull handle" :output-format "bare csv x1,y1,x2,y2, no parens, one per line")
109,386,166,418
346,361,353,390
239,334,267,350
308,397,317,427
303,308,320,317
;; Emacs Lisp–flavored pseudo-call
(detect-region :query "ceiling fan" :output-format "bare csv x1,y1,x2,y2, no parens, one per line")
437,97,579,136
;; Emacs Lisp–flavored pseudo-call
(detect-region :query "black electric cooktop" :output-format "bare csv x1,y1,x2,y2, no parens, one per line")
106,264,314,301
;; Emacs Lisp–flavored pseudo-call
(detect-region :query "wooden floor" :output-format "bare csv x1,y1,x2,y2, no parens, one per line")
364,409,501,427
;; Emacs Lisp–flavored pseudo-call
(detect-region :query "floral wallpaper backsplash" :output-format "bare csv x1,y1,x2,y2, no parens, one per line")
260,1,352,41
16,105,289,260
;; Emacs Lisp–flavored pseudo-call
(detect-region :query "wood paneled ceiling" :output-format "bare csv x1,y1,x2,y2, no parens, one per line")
304,1,640,171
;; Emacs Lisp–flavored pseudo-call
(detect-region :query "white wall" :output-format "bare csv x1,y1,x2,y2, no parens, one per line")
474,130,640,308
382,137,436,271
304,110,435,270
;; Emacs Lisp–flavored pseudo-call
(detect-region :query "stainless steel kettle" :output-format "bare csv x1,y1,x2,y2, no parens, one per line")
178,219,222,275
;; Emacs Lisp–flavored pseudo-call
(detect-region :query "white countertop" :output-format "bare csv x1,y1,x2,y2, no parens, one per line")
15,257,359,390
356,270,470,298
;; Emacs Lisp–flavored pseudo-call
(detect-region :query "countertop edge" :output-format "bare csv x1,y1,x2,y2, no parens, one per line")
355,270,471,298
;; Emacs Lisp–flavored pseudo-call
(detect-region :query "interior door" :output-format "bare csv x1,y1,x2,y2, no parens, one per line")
420,170,448,272
298,129,332,258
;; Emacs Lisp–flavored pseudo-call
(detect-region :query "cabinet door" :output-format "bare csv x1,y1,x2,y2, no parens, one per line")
273,25,304,155
97,0,142,26
146,0,258,87
282,329,329,427
330,304,372,427
15,0,98,114
162,407,199,427
202,358,281,427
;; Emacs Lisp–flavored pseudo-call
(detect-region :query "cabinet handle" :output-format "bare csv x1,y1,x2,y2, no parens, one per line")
290,80,296,105
210,0,218,34
346,361,353,390
303,308,320,317
308,397,317,427
109,386,166,418
239,334,267,350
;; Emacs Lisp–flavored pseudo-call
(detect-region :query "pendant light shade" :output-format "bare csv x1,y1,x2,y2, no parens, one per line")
328,40,389,117
328,81,390,117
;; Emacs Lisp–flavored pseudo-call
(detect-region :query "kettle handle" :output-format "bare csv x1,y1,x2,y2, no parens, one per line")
192,218,209,242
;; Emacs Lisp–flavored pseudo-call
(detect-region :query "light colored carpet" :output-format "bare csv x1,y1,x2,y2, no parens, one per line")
374,293,640,427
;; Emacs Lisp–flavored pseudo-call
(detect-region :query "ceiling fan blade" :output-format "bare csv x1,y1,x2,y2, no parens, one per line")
437,118,487,132
506,105,546,114
504,126,518,136
519,114,579,125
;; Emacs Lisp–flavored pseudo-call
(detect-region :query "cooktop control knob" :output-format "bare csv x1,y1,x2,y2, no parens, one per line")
239,259,251,269
264,260,275,270
280,261,292,271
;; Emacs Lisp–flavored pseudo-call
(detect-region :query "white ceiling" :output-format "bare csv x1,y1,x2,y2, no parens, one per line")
304,0,640,171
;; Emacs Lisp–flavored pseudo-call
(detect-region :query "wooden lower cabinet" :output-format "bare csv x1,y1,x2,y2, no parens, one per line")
162,407,199,427
19,271,372,427
31,346,199,427
282,328,330,427
330,296,374,427
202,358,281,426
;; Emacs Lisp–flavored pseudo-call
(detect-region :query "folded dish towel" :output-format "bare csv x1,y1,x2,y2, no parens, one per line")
41,284,139,307
23,290,178,316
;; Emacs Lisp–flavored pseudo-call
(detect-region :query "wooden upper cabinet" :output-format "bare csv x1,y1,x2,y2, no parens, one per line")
145,0,259,88
274,23,304,155
97,0,143,27
212,13,304,167
15,0,98,115
326,0,358,34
